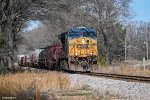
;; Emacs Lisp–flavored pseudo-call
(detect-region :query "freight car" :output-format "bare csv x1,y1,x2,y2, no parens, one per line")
38,43,66,70
17,54,30,66
17,49,43,67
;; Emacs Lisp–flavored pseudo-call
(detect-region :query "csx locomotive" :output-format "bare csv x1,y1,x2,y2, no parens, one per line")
18,27,98,71
59,27,98,71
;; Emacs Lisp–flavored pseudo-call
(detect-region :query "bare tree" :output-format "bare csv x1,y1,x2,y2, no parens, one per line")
126,21,150,60
0,0,133,69
20,0,132,64
91,0,132,63
0,0,42,69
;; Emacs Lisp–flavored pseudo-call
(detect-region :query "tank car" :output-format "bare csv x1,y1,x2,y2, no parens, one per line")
38,43,65,70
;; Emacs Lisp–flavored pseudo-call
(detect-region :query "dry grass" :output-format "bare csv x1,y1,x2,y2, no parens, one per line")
116,65,150,76
0,71,70,99
0,69,129,100
0,70,120,100
98,64,150,77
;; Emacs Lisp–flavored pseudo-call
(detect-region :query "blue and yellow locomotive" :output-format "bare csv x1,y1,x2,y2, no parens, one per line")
59,27,98,71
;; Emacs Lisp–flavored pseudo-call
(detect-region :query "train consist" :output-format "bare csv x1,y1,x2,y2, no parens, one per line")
18,27,98,71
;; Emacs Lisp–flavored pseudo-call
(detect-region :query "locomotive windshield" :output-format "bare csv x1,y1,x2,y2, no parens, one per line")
68,32,82,39
83,32,96,38
67,27,97,39
68,32,96,39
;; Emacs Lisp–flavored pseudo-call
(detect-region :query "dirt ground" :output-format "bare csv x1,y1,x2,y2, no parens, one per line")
40,90,126,100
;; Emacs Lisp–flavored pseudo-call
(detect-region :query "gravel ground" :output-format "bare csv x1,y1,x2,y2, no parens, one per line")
67,74,150,100
20,67,150,99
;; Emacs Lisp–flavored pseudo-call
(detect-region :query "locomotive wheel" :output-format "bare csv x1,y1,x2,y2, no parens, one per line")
60,60,68,71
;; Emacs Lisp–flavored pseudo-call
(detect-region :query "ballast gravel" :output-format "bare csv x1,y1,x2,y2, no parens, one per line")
67,74,150,100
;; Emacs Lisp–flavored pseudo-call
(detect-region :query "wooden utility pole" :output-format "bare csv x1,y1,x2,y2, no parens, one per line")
146,30,149,60
125,25,128,62
125,34,127,61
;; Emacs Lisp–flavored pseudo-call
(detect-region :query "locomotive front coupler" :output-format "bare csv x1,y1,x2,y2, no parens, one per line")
70,56,78,64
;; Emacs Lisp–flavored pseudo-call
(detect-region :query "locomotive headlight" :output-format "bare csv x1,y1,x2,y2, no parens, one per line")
77,44,81,48
75,52,78,55
82,38,85,44
89,52,93,55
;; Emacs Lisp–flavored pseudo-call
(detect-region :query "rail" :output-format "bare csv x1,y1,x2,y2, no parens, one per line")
68,71,150,83
21,67,150,83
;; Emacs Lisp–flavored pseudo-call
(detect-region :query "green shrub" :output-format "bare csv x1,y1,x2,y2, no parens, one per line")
97,56,106,67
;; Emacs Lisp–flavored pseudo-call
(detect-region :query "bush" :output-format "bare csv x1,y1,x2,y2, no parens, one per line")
97,56,106,67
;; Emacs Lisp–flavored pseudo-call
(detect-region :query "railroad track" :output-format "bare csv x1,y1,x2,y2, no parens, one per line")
69,71,150,83
21,67,150,83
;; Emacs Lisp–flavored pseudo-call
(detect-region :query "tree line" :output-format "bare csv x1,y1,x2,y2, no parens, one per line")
0,0,140,70
126,21,150,60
